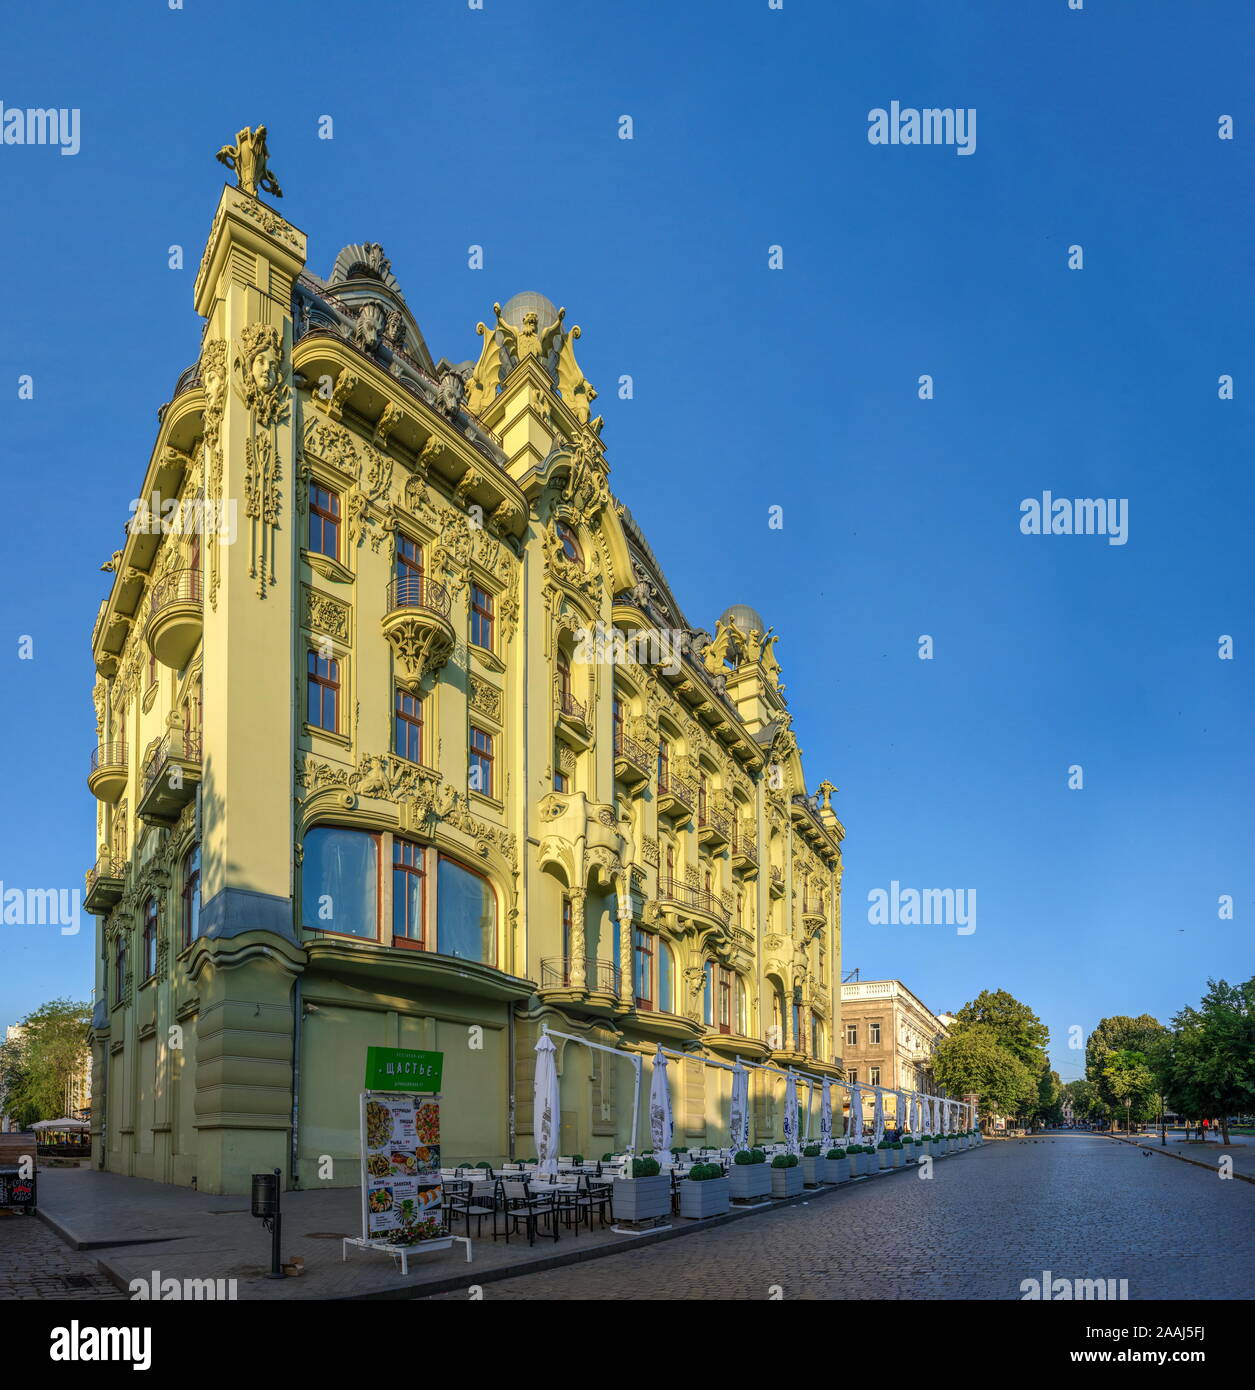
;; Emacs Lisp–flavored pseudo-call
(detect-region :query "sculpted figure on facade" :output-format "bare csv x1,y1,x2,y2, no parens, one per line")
215,125,283,199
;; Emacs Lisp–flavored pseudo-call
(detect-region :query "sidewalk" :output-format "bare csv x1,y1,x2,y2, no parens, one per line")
32,1151,979,1300
1103,1132,1255,1184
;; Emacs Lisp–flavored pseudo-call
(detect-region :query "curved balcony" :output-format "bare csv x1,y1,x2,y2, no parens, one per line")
554,686,591,748
88,742,128,803
538,956,622,1016
137,729,202,824
85,854,126,914
768,864,786,899
658,879,730,927
697,804,731,849
731,823,759,872
613,727,651,790
146,569,203,670
656,768,694,823
382,576,455,679
802,896,827,926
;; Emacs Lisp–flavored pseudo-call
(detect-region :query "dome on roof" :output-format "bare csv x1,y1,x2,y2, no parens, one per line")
499,290,559,328
720,604,767,636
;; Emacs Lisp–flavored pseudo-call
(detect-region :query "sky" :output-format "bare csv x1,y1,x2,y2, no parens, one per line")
0,0,1251,1084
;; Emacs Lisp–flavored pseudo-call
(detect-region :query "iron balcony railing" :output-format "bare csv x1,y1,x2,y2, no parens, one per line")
733,824,758,861
90,742,128,776
613,726,650,770
85,854,125,894
657,767,694,808
556,689,587,723
699,805,732,840
539,956,622,994
659,879,730,925
142,730,202,794
149,568,203,617
386,575,451,617
803,897,827,917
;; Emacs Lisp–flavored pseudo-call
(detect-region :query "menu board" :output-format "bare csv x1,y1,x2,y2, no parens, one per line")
360,1093,442,1239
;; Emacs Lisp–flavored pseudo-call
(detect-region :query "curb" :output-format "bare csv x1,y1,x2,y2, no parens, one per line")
1101,1134,1255,1187
64,1146,987,1301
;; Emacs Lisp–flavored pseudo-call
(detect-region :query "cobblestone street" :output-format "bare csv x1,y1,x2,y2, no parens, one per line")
0,1215,122,1300
431,1136,1255,1300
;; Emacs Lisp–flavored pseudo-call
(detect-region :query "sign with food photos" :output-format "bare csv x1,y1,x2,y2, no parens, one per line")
360,1093,443,1239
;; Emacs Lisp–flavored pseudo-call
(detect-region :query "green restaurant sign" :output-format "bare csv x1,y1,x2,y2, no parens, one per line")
364,1046,444,1093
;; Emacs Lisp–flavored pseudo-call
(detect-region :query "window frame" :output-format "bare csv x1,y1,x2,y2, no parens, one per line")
308,480,341,560
307,649,341,733
470,583,495,651
142,897,158,981
869,1021,881,1045
435,853,498,966
300,825,383,943
555,519,582,564
391,836,426,950
469,724,495,798
181,847,200,950
394,685,424,763
846,1023,858,1047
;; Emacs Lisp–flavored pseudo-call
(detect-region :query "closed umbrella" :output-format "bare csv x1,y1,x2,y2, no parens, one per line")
649,1046,673,1162
915,1092,924,1135
729,1063,750,1153
783,1070,799,1153
533,1033,560,1175
872,1087,885,1145
846,1083,861,1141
820,1078,833,1150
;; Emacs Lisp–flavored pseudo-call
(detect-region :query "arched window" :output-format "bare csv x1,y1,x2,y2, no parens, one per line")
436,856,497,965
771,984,785,1050
735,976,748,1035
114,935,127,1005
181,846,200,950
142,898,157,980
659,943,674,1013
703,961,714,1026
301,826,379,939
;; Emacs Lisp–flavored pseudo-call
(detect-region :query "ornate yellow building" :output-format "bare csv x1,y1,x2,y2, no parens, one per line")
86,132,845,1194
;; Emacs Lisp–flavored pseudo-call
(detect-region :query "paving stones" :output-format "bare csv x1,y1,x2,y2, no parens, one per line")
0,1215,123,1300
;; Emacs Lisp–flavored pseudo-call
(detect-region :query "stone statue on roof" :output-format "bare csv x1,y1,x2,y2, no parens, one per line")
216,125,283,199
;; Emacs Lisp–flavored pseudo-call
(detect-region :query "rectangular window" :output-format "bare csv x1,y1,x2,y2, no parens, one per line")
436,855,496,965
869,1022,881,1045
633,929,654,1009
392,838,425,947
394,687,424,762
114,939,127,1004
469,726,494,797
394,534,423,606
562,898,573,981
307,650,340,732
717,967,732,1034
142,899,157,980
301,826,380,940
848,1068,858,1084
470,585,495,650
870,1066,881,1086
846,1023,858,1047
811,1013,822,1059
309,482,340,560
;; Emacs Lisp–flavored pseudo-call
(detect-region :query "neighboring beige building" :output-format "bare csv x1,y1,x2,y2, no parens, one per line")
839,979,950,1102
85,130,846,1195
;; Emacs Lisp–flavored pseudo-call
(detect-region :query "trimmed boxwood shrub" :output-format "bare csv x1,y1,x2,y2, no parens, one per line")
891,1141,904,1150
771,1153,800,1168
572,1154,584,1165
733,1149,753,1165
631,1156,661,1178
750,1148,766,1164
803,1143,822,1158
826,1147,846,1159
877,1139,891,1149
689,1162,722,1181
601,1153,615,1162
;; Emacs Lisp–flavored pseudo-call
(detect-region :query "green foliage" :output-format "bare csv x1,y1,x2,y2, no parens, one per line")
955,989,1050,1069
934,1024,1038,1122
750,1147,766,1164
572,1154,584,1165
0,998,91,1125
826,1147,845,1159
733,1149,753,1165
631,1156,661,1178
802,1143,821,1157
770,1153,799,1168
1161,977,1255,1141
1086,1014,1169,1124
688,1162,722,1181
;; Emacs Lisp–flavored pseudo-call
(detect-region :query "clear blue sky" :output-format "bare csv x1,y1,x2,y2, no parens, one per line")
1,1,1251,1084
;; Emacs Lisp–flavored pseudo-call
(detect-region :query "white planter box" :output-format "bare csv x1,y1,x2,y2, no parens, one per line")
820,1156,848,1184
770,1165,804,1199
876,1148,890,1170
678,1176,730,1219
888,1147,903,1167
728,1163,772,1201
800,1156,823,1187
611,1174,671,1223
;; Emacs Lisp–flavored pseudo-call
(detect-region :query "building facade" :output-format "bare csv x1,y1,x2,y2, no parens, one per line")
86,132,845,1195
839,980,949,1106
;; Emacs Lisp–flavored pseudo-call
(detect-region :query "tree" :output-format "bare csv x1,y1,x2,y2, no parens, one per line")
1162,978,1255,1144
954,990,1050,1071
1101,1050,1156,1132
933,1025,1038,1126
1086,1014,1168,1130
1033,1067,1065,1128
4,999,91,1123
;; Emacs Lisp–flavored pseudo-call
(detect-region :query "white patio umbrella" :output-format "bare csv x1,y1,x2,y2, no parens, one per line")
845,1083,861,1141
820,1078,833,1150
894,1090,907,1136
783,1070,799,1153
729,1063,750,1153
649,1045,673,1162
871,1087,885,1145
914,1092,924,1135
533,1033,560,1175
